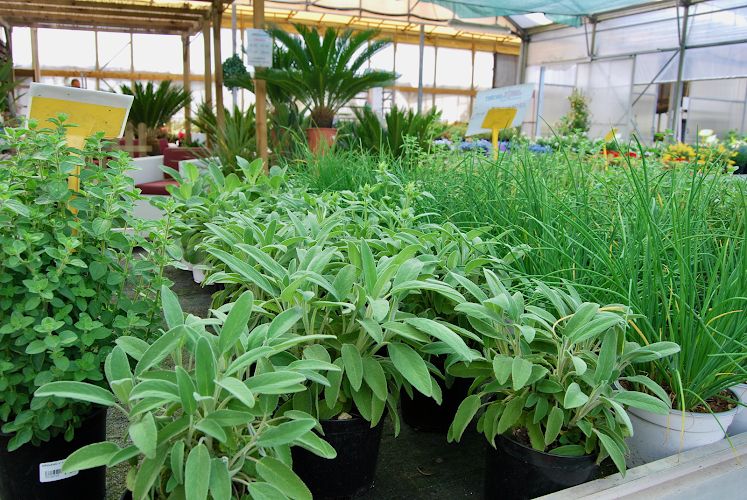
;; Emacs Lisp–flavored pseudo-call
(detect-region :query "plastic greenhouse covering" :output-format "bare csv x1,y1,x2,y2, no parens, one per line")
523,0,747,141
427,1,665,25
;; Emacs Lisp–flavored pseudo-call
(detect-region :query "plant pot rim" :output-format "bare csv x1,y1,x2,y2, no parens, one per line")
628,401,740,421
306,127,337,133
497,432,596,464
615,382,739,418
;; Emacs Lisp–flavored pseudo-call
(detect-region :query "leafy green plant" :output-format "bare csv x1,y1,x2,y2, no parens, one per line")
167,157,285,265
36,286,336,499
447,282,679,474
0,119,174,451
121,81,191,131
259,24,396,128
183,169,482,430
349,105,441,157
190,103,256,175
557,88,590,136
0,60,20,116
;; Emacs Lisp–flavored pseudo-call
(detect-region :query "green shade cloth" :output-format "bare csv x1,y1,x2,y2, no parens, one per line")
428,0,662,25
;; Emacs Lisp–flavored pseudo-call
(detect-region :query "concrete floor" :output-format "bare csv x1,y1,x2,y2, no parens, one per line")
106,268,486,499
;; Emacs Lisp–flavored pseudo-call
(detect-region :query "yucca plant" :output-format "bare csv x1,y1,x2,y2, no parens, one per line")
351,105,442,157
259,24,396,128
190,103,256,176
121,81,191,131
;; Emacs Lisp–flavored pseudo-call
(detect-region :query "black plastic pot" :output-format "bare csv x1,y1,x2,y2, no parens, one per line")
0,408,107,500
292,416,384,499
401,375,471,433
484,434,600,499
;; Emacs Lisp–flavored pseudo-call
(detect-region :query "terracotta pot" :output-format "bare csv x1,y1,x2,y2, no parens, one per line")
306,127,337,153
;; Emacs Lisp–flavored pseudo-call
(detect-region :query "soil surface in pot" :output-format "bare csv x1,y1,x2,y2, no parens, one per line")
689,390,738,413
107,268,486,499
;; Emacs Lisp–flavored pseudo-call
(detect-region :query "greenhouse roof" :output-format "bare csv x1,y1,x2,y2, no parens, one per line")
0,0,226,35
428,0,670,26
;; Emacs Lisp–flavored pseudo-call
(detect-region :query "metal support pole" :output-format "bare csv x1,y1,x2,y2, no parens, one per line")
202,19,213,109
253,0,269,170
202,19,212,147
417,24,424,114
213,4,225,130
129,32,134,88
670,1,690,139
492,52,499,88
94,30,100,90
30,27,41,83
534,65,546,137
432,46,438,108
469,46,476,115
517,36,528,84
182,34,192,143
231,1,238,108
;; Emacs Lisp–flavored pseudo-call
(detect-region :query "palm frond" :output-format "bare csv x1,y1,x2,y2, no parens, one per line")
121,81,191,129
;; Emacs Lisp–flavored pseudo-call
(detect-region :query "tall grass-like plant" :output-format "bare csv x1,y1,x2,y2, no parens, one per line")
260,24,396,128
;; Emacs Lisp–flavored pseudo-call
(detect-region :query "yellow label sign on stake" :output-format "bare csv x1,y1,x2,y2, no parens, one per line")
26,84,133,213
481,107,517,160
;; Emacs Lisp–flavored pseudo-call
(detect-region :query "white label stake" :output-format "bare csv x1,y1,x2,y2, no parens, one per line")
39,459,78,483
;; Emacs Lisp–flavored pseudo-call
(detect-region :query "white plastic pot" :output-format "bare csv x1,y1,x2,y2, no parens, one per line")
627,404,738,464
727,383,747,436
192,267,206,284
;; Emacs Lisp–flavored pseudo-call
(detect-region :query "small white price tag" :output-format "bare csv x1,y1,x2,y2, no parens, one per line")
39,459,78,483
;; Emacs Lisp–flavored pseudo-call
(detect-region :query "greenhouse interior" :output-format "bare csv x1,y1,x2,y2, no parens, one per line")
1,0,746,499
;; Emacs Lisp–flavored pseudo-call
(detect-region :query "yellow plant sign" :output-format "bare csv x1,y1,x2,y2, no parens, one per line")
604,128,618,143
26,84,132,202
481,107,517,131
481,107,517,160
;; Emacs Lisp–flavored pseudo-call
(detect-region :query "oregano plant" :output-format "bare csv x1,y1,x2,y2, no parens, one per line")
0,118,176,451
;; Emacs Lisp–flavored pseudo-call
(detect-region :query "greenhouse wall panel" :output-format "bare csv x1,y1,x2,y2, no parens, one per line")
630,84,658,139
527,34,588,65
633,51,679,84
684,43,747,80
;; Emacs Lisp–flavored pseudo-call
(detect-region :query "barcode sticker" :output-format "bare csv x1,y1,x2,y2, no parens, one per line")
39,459,78,483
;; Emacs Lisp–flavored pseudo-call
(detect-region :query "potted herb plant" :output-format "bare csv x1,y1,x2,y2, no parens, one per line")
167,157,284,283
395,224,525,433
447,283,679,499
260,24,396,153
205,233,478,498
0,120,172,499
36,286,337,499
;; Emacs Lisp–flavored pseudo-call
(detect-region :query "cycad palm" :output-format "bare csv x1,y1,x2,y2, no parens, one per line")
120,80,191,129
260,24,396,128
